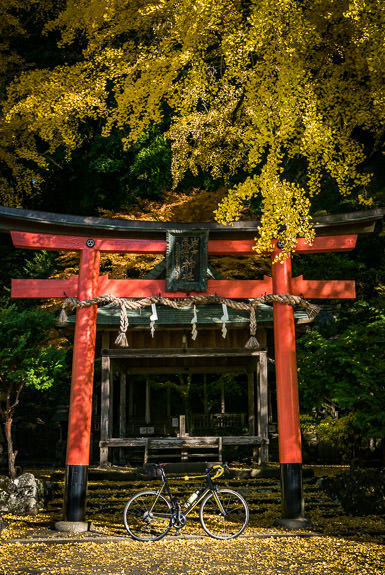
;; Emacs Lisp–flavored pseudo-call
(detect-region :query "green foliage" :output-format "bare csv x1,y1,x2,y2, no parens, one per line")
321,468,385,516
297,308,385,439
0,304,66,393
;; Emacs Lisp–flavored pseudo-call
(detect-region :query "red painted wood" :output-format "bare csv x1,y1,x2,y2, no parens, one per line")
208,235,357,254
98,278,274,298
11,276,79,298
12,277,274,299
12,230,357,256
272,253,302,464
294,234,357,253
208,239,257,254
291,277,356,299
12,274,355,300
66,248,100,466
11,231,166,253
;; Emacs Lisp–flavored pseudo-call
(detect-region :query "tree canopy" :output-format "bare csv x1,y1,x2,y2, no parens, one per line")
1,1,385,255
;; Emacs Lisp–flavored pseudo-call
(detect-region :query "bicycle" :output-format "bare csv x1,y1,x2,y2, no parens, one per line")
123,462,249,541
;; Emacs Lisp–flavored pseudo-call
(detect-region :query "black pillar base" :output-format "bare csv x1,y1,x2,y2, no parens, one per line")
64,464,88,522
281,463,305,518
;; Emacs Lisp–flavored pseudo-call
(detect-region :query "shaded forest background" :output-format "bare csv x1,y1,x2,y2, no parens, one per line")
0,1,385,470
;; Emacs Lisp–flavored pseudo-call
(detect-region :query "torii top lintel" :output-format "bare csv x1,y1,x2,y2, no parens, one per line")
10,230,357,300
4,205,383,301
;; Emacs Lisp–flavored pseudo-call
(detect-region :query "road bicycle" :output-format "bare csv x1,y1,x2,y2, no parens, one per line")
123,462,249,541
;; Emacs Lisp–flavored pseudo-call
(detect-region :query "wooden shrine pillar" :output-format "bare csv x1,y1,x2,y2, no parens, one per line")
203,375,208,415
145,378,151,425
100,333,111,465
257,351,269,464
119,372,127,464
247,372,255,436
247,372,257,461
220,380,225,414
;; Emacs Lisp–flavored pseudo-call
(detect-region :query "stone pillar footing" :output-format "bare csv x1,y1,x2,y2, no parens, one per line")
274,517,314,530
55,521,90,533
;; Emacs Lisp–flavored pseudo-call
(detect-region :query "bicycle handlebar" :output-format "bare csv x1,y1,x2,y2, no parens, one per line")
147,462,229,481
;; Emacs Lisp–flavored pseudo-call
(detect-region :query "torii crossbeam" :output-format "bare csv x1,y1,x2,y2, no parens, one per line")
10,228,356,528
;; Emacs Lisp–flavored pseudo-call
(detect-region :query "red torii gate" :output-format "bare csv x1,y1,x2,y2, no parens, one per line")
10,228,356,528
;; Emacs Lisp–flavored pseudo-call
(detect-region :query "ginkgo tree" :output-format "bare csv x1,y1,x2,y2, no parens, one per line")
1,0,384,255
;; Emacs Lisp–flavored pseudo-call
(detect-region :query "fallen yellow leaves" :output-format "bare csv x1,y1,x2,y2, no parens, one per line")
0,536,384,575
1,466,384,574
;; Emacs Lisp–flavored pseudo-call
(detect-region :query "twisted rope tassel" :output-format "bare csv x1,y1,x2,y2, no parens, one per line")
58,301,69,325
114,303,129,347
245,305,259,349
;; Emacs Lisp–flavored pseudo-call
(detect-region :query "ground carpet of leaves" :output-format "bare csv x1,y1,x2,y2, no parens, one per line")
0,465,384,574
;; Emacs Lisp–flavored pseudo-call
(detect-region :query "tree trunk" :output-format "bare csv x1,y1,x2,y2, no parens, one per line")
4,415,17,480
1,384,22,479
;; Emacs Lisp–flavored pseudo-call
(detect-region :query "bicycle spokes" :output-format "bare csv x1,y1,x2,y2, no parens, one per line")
199,489,249,540
123,491,172,541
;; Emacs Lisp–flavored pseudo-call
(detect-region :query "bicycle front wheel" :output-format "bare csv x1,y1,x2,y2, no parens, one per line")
123,490,172,541
199,488,249,539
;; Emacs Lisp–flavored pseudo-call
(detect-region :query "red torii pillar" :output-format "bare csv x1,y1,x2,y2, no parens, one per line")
10,230,356,528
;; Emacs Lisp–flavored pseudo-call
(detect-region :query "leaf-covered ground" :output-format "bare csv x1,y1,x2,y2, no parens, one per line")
1,465,384,574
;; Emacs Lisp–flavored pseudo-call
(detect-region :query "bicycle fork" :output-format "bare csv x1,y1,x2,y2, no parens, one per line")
212,489,227,516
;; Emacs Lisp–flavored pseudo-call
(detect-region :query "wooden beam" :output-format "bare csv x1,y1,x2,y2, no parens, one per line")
291,277,356,299
11,231,166,253
207,235,357,255
97,278,274,298
294,235,357,253
11,230,357,257
13,275,355,300
99,436,269,448
120,366,251,375
12,276,79,298
11,276,274,299
208,239,256,254
103,348,262,358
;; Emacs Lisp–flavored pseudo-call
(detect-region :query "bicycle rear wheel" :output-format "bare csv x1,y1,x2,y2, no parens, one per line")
123,490,172,541
199,488,249,539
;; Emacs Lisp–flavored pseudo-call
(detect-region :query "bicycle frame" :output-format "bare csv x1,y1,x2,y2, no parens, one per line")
150,465,226,523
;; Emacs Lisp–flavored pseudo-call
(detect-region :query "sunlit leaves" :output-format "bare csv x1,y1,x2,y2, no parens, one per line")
1,1,385,250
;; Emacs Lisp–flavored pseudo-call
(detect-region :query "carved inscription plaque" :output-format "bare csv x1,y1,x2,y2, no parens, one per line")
166,230,208,291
